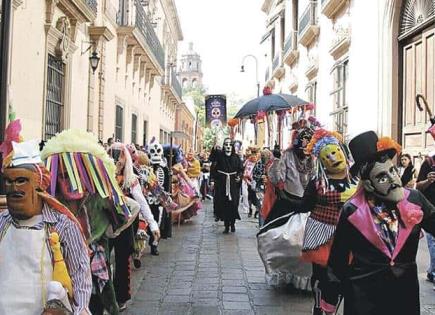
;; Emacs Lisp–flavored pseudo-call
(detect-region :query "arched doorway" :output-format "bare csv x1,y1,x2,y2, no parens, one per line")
399,0,434,160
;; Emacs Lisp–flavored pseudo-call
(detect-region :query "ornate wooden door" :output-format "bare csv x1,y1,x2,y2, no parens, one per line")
402,27,434,158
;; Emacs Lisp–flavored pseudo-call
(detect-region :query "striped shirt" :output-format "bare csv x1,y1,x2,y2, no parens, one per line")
0,204,92,315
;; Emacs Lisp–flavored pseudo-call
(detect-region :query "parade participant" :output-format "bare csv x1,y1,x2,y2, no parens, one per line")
41,129,132,315
108,143,160,309
148,138,172,241
252,149,271,222
199,151,212,200
295,128,357,314
326,131,435,315
257,120,314,289
267,118,315,222
210,138,243,233
259,147,278,226
244,147,260,218
186,150,201,194
0,120,92,315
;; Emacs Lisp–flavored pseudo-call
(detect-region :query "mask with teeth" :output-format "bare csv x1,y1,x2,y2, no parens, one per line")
148,140,164,165
223,138,233,156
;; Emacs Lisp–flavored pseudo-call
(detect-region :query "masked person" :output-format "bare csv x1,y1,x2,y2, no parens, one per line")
0,120,92,315
210,138,243,233
326,131,435,315
288,129,357,315
147,138,172,242
41,129,131,315
108,143,160,310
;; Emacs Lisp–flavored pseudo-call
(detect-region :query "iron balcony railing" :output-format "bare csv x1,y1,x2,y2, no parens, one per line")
117,0,165,70
85,0,98,14
171,71,182,99
298,0,318,36
265,68,270,81
272,54,280,71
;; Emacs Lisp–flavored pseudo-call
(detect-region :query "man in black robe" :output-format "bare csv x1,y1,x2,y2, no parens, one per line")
210,138,243,233
325,131,435,315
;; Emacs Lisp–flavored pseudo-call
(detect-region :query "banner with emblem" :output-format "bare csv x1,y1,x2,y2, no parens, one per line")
205,95,227,128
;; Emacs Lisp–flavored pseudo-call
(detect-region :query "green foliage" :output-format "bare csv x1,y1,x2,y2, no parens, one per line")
203,126,229,151
183,85,206,128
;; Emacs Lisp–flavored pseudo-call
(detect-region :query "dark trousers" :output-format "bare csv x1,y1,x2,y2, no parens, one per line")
248,185,259,214
224,219,236,228
311,263,340,310
109,218,139,305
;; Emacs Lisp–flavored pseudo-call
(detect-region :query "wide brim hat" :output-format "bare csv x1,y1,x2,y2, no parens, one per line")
349,131,401,176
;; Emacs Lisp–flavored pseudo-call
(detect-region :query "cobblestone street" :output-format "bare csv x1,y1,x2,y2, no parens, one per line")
126,200,435,315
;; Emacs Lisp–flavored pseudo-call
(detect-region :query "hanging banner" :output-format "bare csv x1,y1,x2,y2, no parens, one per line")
205,95,227,128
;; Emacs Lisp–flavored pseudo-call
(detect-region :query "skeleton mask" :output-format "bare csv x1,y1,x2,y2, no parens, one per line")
223,138,233,156
148,140,163,165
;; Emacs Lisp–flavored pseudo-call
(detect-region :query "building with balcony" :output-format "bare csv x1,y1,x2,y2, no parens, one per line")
6,0,184,147
261,0,434,162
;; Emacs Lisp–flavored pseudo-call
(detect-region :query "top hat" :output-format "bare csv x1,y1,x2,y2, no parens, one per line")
349,131,400,176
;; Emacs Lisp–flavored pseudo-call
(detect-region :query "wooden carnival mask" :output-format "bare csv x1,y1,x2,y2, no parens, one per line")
3,167,43,220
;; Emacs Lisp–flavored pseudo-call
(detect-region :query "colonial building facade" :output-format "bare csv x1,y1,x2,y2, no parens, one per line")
261,0,434,163
7,0,183,146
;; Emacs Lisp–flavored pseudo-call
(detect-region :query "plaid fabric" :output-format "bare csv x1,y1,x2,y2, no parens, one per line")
90,243,109,293
310,190,342,225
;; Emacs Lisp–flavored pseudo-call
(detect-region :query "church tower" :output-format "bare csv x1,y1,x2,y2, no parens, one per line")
179,42,203,89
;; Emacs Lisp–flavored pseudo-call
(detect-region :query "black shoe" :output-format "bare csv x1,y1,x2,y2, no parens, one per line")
427,273,434,282
215,217,219,222
133,259,142,268
254,211,258,219
223,227,229,234
150,245,159,256
312,307,324,315
230,224,235,232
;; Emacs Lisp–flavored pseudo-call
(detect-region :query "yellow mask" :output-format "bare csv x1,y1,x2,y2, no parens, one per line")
319,144,346,174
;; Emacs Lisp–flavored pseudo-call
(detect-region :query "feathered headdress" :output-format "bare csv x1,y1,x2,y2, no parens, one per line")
41,129,129,216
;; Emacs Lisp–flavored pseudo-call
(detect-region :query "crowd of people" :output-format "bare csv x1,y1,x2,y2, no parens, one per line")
0,108,434,315
209,113,435,315
0,120,203,315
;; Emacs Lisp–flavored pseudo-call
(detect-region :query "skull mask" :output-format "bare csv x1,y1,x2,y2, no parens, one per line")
223,138,233,157
148,140,163,165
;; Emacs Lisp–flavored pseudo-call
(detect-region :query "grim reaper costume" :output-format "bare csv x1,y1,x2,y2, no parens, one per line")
210,138,243,233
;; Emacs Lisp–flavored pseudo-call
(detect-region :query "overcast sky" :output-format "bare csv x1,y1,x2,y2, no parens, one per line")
176,0,266,101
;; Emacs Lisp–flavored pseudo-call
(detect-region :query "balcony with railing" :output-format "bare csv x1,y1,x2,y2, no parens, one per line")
171,71,182,100
55,0,97,22
321,0,348,19
283,30,299,66
298,0,320,47
85,0,98,14
117,0,165,75
272,53,285,79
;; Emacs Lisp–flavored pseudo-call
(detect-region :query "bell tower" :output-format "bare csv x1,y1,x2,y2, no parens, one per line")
179,42,203,89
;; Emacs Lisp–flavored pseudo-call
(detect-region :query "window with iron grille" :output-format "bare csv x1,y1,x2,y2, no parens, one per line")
45,54,65,140
330,60,349,140
143,120,148,146
115,105,124,142
131,114,137,144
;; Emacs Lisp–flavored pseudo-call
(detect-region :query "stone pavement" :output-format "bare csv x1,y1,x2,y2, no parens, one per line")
125,200,435,315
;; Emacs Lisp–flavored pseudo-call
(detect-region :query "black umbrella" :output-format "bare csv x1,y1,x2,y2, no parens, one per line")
234,93,308,119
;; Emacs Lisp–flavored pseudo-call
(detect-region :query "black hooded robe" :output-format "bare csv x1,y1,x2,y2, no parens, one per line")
210,148,243,222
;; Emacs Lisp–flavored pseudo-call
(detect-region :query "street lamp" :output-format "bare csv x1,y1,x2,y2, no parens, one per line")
240,54,260,98
89,51,100,74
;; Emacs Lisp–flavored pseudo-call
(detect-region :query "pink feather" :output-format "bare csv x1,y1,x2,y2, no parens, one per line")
0,119,22,158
